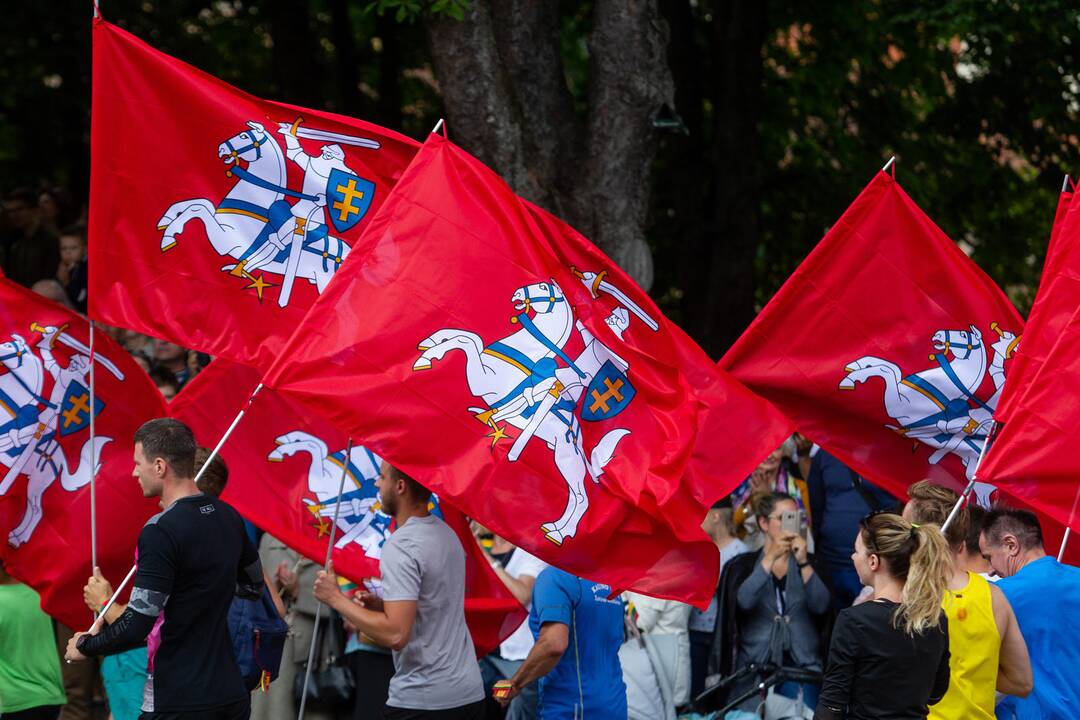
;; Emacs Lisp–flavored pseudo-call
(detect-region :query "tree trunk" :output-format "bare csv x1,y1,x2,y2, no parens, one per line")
425,0,673,290
425,1,538,199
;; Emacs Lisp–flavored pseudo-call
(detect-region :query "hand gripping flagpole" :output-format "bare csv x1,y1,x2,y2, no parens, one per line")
297,437,354,720
941,421,996,534
89,320,98,573
76,383,264,636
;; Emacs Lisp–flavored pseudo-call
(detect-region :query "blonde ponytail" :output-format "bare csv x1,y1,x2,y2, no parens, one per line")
859,513,951,635
898,523,951,634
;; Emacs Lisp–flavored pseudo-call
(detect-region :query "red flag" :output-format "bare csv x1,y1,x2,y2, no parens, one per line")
977,188,1080,538
993,186,1074,424
721,171,1025,505
89,20,419,371
0,279,165,628
168,360,525,655
977,303,1080,539
261,135,790,608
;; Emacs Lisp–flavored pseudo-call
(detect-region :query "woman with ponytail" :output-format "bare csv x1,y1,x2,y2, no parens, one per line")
904,481,1032,720
815,513,952,720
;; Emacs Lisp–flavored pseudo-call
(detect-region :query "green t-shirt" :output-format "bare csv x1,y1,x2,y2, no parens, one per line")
0,583,67,713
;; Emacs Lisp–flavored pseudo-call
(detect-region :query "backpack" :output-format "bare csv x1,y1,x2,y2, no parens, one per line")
228,585,289,691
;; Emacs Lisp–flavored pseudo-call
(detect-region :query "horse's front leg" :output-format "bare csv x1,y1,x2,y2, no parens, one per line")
839,358,903,396
158,199,217,251
413,331,484,370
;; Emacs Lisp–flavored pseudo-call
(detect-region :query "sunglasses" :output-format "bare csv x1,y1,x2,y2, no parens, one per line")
859,509,891,552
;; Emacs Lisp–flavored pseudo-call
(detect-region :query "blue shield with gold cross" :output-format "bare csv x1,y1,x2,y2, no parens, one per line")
581,361,635,422
326,168,375,234
58,380,105,437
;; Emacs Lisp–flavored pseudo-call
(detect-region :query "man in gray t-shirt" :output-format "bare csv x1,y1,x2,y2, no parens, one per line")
314,462,484,720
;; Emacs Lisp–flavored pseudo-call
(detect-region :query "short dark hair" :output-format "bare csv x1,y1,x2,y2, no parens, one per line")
194,447,228,498
59,224,87,243
134,418,196,479
386,464,432,504
981,506,1044,552
965,505,986,556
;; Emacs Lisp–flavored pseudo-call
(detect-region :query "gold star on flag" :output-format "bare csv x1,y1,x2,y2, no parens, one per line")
245,274,274,302
486,422,509,448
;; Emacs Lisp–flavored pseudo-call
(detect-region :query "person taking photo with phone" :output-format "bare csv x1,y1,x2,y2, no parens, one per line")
728,492,831,712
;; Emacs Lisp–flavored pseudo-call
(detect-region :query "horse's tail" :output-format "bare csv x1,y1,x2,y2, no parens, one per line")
589,428,630,478
59,436,111,491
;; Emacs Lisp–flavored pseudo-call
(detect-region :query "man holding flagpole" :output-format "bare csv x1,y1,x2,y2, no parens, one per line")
63,418,264,720
313,462,484,720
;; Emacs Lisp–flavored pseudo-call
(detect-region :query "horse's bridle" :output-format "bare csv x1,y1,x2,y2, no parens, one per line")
938,330,982,360
0,342,27,368
223,128,267,163
517,285,564,315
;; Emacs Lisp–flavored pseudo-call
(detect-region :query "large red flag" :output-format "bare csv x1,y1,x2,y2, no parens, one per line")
978,188,1080,537
89,20,419,371
0,279,165,628
993,185,1074,424
720,171,1026,502
261,135,790,607
168,360,525,655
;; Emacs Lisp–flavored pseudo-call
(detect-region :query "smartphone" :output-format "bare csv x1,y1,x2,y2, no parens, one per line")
780,509,801,537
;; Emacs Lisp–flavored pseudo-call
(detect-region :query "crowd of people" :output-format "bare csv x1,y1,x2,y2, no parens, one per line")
1,188,1080,720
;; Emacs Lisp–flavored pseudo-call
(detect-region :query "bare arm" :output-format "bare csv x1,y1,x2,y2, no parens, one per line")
990,585,1033,697
314,567,416,651
492,567,536,607
502,622,569,702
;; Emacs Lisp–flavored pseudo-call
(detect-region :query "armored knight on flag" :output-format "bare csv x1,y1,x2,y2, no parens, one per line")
90,19,418,371
0,277,165,629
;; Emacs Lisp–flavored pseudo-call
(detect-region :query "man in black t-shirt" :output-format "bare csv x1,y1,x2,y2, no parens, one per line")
65,418,262,719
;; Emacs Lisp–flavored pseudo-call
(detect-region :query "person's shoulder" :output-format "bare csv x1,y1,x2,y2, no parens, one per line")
536,565,575,591
837,599,887,627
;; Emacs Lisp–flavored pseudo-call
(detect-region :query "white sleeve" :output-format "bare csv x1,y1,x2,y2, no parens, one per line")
509,549,548,580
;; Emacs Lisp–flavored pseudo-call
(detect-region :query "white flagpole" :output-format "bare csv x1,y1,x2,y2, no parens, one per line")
942,421,996,533
882,156,896,173
89,320,98,572
1058,484,1080,562
297,437,354,720
432,118,445,136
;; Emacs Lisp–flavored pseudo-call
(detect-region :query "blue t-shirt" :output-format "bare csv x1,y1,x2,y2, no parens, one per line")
995,556,1080,720
529,568,626,720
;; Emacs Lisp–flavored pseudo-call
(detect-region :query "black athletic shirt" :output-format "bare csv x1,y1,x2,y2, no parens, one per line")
815,600,950,720
79,493,262,713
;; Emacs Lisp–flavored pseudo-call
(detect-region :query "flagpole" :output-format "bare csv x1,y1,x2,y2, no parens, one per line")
297,437,353,720
882,156,896,174
1054,483,1080,561
942,421,996,533
1063,174,1072,193
432,118,445,137
77,382,263,634
196,382,264,485
89,320,98,572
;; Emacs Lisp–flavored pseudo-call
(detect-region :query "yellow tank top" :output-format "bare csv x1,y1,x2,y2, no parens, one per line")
929,572,999,720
